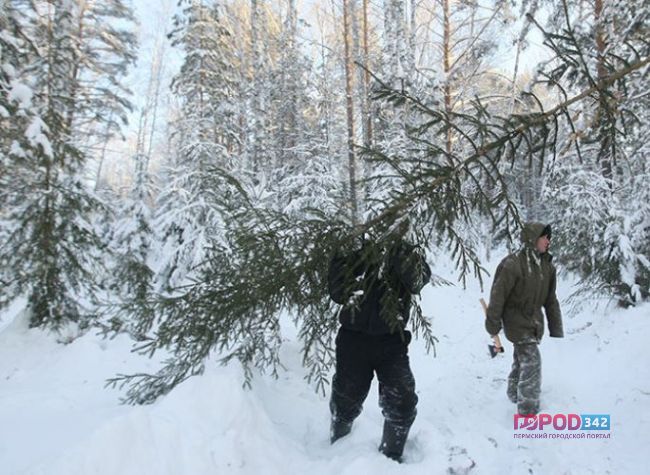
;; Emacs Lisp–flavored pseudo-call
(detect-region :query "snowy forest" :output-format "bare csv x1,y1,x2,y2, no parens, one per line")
1,0,649,472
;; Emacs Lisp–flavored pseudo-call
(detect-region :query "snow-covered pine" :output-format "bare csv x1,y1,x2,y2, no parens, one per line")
103,13,174,337
247,0,268,174
0,2,32,305
20,0,137,159
264,0,339,215
541,0,650,305
373,0,410,156
106,181,155,337
106,140,156,339
0,0,137,329
311,1,350,207
0,1,27,173
273,0,300,169
153,0,240,292
358,0,373,148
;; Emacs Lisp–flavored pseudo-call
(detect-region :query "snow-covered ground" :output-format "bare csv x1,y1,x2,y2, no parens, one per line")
1,260,649,475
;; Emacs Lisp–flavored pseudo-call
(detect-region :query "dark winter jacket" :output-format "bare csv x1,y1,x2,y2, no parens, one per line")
485,222,563,343
328,239,431,335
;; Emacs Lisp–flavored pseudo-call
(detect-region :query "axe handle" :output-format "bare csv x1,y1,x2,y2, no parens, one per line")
479,298,503,349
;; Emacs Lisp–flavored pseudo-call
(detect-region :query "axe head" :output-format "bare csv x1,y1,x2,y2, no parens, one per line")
488,344,505,358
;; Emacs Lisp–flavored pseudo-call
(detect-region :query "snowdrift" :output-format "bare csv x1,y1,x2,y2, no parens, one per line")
1,270,649,474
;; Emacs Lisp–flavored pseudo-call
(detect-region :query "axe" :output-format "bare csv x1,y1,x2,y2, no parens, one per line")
480,298,504,358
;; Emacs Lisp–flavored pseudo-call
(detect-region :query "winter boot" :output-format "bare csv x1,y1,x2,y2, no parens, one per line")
378,420,409,463
330,419,352,444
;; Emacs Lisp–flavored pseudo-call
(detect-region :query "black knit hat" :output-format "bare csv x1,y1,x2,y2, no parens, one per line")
539,224,552,239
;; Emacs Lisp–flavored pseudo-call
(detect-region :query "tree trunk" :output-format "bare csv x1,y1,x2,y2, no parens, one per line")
250,0,263,173
408,0,416,78
443,0,452,156
343,0,358,224
362,0,372,147
392,0,407,82
283,0,298,164
594,0,614,184
384,0,395,82
146,38,166,163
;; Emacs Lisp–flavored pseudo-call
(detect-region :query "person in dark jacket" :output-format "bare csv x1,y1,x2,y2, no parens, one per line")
485,222,563,415
328,232,431,462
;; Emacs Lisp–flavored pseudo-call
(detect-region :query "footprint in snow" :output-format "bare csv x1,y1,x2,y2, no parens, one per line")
446,445,476,474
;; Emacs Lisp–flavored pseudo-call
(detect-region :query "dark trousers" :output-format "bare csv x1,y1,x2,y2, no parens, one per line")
329,327,418,433
507,341,542,415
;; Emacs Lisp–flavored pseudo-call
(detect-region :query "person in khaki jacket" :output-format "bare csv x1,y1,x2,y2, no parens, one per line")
485,222,563,415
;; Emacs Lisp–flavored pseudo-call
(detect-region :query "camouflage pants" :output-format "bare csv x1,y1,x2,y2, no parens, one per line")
507,340,541,415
